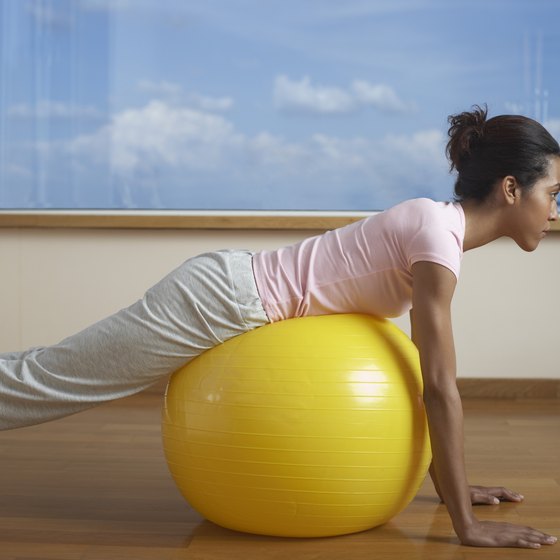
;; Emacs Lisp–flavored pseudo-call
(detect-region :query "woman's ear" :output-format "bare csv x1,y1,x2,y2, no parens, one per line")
501,176,520,205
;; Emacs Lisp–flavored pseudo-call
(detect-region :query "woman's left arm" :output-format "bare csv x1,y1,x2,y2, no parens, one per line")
410,307,444,502
410,291,524,508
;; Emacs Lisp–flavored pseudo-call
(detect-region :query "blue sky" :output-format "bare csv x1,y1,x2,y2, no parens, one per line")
1,0,559,210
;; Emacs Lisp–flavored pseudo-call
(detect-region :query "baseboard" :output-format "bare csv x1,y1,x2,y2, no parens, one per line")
146,377,560,399
456,378,560,399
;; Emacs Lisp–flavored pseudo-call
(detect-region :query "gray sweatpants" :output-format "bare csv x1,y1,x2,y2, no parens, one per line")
0,250,269,430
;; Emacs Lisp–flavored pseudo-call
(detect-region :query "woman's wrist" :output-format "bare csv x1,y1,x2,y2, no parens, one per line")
454,515,479,541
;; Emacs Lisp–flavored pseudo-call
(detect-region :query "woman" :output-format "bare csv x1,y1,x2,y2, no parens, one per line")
1,105,559,549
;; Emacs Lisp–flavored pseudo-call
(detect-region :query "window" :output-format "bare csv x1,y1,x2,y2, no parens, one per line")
1,0,559,212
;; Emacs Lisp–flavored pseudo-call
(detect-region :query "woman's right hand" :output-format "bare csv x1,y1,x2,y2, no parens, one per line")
460,519,557,549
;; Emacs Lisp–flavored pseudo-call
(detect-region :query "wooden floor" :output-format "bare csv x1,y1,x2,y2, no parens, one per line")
0,395,558,560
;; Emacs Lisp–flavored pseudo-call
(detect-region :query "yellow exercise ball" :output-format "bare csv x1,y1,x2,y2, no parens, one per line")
162,313,431,538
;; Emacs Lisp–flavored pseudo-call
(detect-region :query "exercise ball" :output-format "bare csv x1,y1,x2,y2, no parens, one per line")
162,313,431,538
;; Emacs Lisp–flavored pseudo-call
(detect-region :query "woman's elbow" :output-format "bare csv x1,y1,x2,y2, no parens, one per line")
422,379,460,406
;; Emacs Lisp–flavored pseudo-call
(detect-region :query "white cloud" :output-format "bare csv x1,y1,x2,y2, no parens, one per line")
190,94,234,112
249,133,302,164
274,75,356,114
8,101,103,119
273,75,412,115
311,134,370,168
69,100,243,172
504,102,525,115
138,80,183,97
138,80,234,112
352,81,413,113
66,99,449,209
306,129,447,203
384,129,446,165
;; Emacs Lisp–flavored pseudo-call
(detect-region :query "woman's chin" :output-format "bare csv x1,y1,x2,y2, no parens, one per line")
515,238,540,252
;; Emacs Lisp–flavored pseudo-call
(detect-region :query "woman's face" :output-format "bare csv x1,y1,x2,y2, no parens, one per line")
511,156,560,252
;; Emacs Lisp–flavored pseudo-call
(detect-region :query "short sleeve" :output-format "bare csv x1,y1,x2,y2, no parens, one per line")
407,226,462,279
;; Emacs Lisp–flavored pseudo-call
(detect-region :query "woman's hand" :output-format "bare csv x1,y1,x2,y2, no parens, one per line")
469,485,523,505
460,519,557,549
435,484,525,505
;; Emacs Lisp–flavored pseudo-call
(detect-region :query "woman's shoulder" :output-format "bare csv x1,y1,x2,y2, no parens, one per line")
387,197,462,227
344,198,460,240
380,197,451,225
391,197,448,212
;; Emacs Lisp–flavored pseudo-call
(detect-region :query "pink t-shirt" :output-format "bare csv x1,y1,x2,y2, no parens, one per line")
252,198,465,321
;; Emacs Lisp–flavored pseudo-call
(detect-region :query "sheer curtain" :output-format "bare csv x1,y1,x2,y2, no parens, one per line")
0,0,112,209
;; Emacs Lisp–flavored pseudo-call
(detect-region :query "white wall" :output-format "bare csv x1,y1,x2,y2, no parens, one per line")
1,228,558,379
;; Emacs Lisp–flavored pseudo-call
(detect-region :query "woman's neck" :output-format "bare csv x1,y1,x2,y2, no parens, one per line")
460,199,506,251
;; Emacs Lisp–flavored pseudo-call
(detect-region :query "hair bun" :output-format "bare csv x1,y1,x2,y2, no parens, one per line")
446,104,488,173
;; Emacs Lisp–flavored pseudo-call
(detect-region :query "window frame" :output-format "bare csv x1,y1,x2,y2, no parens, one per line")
1,210,559,232
0,210,373,230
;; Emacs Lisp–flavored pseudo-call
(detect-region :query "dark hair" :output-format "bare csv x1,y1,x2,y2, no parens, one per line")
446,104,560,202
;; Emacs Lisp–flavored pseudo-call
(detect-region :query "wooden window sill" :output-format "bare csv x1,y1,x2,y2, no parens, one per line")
1,210,560,232
0,210,374,230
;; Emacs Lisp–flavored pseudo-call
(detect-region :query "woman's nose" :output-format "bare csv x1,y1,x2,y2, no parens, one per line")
549,201,559,221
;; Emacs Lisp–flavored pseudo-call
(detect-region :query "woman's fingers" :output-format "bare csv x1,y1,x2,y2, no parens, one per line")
461,519,557,548
490,486,524,502
471,490,500,505
519,540,542,549
470,485,524,504
507,524,557,548
522,531,557,548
